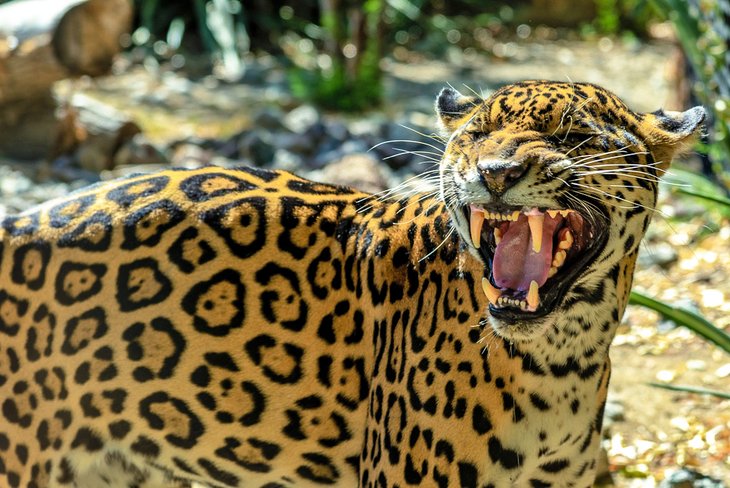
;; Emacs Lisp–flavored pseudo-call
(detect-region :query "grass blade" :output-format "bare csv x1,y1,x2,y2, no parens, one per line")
648,382,730,399
677,188,730,208
629,290,730,353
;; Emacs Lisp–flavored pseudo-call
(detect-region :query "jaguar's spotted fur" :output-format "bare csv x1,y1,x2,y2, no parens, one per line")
0,81,703,487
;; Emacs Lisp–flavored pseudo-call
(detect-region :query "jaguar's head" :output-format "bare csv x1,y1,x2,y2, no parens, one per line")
437,81,704,341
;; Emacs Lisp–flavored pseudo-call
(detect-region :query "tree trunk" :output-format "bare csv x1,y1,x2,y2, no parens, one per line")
0,0,134,161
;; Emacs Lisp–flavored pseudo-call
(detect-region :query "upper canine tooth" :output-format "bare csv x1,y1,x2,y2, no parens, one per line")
481,277,501,305
470,207,485,248
527,213,544,253
527,280,539,311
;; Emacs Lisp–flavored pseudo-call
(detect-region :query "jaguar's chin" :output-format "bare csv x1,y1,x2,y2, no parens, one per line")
461,204,609,332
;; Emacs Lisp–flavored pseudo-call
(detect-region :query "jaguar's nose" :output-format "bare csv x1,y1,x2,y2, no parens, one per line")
476,159,528,196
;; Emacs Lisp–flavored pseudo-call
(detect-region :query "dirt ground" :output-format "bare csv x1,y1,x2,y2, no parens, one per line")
16,36,730,486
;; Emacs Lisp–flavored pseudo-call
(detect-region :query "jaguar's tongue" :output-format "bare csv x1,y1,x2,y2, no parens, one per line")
493,213,561,291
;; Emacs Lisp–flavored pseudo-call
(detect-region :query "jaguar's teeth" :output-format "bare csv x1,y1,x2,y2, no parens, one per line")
511,210,520,221
494,227,502,244
559,210,572,217
526,280,539,311
470,206,485,248
481,277,501,305
558,229,573,250
526,212,544,253
548,266,558,277
552,250,566,268
546,210,558,218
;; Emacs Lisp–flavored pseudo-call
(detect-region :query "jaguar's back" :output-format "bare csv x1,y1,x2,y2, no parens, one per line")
0,81,704,488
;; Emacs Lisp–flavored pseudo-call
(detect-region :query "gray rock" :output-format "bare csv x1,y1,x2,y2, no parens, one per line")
602,398,625,425
658,468,726,488
326,121,350,142
311,140,370,170
276,132,317,155
374,120,441,169
237,130,276,166
637,243,679,269
283,104,321,135
252,107,286,131
317,153,392,193
272,149,306,172
348,115,388,138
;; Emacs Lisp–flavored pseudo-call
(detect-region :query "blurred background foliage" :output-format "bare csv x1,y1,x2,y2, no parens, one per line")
75,0,727,189
0,0,725,180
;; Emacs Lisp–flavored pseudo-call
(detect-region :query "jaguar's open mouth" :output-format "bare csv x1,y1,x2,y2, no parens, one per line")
466,204,608,321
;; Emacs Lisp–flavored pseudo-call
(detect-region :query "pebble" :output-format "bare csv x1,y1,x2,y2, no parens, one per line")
637,243,679,269
658,468,726,488
282,104,321,134
315,153,393,194
602,398,626,429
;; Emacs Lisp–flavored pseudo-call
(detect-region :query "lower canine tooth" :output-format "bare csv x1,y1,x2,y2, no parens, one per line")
527,280,539,311
481,277,501,305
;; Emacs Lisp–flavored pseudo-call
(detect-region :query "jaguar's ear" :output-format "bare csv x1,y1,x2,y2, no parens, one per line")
641,106,706,171
436,87,481,135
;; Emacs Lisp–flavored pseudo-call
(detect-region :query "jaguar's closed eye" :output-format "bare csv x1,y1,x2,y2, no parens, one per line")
549,131,598,146
465,130,490,140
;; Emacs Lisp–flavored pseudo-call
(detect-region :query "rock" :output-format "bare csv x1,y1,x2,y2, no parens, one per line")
283,104,321,135
312,139,370,169
168,142,214,168
237,130,276,166
372,120,440,169
277,131,317,155
113,134,167,167
637,243,679,269
348,115,388,138
317,153,392,194
602,398,625,427
252,107,286,131
658,468,726,488
272,149,305,172
326,120,350,142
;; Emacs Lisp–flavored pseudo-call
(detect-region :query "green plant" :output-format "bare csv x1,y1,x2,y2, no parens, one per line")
132,0,248,79
286,0,385,112
647,382,730,399
629,291,730,353
651,0,730,190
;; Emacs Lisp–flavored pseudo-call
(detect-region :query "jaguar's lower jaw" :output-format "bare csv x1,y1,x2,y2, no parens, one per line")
486,313,553,342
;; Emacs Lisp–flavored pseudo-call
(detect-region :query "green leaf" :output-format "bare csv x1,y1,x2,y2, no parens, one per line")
677,188,730,208
648,382,730,399
629,290,730,354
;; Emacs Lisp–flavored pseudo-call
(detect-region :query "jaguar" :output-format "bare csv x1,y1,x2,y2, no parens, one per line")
0,81,704,487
